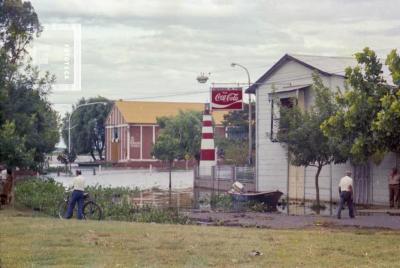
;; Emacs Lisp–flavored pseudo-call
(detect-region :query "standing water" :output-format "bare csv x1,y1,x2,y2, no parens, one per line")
52,168,193,190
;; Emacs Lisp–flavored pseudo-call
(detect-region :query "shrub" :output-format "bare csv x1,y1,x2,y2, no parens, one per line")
14,177,65,216
14,178,189,224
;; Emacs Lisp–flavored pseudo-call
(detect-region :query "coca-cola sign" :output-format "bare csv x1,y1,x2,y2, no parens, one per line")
211,87,243,110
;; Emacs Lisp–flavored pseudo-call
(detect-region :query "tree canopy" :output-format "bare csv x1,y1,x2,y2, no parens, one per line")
61,97,112,161
156,110,202,162
371,49,400,156
321,48,396,164
0,0,59,170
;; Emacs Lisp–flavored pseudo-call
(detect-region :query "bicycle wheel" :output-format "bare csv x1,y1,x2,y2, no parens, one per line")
83,201,102,220
58,200,69,219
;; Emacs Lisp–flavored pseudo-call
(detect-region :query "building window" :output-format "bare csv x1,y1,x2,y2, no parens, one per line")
113,127,119,142
270,97,296,142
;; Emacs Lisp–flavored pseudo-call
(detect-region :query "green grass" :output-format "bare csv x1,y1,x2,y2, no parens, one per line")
1,208,400,268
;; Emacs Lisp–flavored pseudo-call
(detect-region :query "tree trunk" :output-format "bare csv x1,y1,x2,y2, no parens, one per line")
97,147,104,160
90,150,97,161
315,165,323,214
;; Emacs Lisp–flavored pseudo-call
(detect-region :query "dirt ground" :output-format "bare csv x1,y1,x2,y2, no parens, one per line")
188,210,400,230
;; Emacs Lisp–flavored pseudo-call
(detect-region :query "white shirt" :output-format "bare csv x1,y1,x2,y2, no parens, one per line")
339,176,353,192
71,175,85,191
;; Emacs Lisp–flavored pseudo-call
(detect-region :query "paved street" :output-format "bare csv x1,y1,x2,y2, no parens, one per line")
189,211,400,230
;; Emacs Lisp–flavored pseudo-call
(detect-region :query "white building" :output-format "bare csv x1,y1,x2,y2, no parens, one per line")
248,54,395,205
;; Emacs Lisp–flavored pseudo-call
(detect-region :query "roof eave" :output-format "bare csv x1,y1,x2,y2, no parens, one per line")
246,54,342,94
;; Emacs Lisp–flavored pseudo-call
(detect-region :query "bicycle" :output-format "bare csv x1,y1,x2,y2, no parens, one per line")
58,191,103,220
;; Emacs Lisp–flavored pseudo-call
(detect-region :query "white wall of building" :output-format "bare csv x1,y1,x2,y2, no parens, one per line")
255,58,394,205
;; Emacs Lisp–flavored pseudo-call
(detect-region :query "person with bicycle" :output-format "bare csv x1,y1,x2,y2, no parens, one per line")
64,170,85,220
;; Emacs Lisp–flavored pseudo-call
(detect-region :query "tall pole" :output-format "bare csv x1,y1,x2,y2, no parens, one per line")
231,63,252,166
67,102,107,154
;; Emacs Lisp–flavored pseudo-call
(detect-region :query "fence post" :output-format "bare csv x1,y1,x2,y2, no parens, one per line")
217,166,220,195
211,166,215,204
177,191,180,212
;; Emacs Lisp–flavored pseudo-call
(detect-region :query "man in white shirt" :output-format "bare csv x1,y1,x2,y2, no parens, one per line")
64,170,85,219
336,170,355,219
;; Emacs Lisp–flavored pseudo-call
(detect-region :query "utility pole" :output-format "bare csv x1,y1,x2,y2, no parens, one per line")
231,63,252,165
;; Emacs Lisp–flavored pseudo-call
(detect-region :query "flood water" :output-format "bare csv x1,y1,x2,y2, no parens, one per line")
51,168,193,190
50,168,338,215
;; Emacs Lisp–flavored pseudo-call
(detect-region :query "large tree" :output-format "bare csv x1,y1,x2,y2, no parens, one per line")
61,97,112,161
278,74,348,211
371,49,400,155
0,0,59,170
322,48,392,164
0,121,34,167
156,110,202,163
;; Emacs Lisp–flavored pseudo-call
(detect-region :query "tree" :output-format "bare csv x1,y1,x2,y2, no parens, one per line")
156,110,202,163
222,102,255,145
278,74,348,211
371,49,400,155
215,138,248,165
0,0,41,63
0,0,59,170
0,121,34,168
152,133,180,201
322,48,392,164
61,97,112,161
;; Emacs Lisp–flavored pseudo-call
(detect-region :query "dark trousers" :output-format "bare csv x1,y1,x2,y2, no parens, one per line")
65,190,84,220
389,184,400,208
337,191,354,219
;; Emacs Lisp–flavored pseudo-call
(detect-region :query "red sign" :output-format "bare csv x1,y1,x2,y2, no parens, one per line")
211,87,243,111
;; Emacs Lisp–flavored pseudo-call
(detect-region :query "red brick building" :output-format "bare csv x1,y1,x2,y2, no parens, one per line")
105,101,227,167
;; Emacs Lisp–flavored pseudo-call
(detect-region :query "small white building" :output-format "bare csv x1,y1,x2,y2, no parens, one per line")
248,54,395,205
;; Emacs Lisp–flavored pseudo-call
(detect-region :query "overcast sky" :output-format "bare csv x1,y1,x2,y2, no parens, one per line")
29,0,400,116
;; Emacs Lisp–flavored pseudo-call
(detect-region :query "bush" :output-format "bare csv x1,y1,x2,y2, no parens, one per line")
198,193,233,211
14,178,189,224
14,177,65,216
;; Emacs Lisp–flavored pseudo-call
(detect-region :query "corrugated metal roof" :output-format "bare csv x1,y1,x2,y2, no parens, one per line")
114,101,227,125
289,54,356,76
247,53,393,93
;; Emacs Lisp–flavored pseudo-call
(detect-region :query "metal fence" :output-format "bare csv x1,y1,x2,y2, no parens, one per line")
194,165,255,192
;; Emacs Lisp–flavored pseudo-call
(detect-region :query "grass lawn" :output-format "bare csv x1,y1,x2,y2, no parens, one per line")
1,208,400,268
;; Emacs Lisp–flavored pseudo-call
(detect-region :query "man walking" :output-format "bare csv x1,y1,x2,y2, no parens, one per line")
64,170,85,220
337,170,355,219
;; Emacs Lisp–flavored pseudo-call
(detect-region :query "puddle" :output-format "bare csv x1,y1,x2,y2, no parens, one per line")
277,200,338,216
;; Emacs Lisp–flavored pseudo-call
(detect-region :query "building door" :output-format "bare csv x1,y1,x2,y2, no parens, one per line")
111,141,120,162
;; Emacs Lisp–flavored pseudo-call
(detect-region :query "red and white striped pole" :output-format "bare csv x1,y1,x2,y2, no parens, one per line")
200,103,216,169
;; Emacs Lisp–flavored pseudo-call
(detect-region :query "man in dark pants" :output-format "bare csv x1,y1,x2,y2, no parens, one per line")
337,170,355,219
64,170,85,219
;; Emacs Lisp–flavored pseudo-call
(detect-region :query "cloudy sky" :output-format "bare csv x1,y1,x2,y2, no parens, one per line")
29,0,400,116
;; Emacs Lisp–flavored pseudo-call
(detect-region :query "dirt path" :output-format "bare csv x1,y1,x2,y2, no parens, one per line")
188,211,400,230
